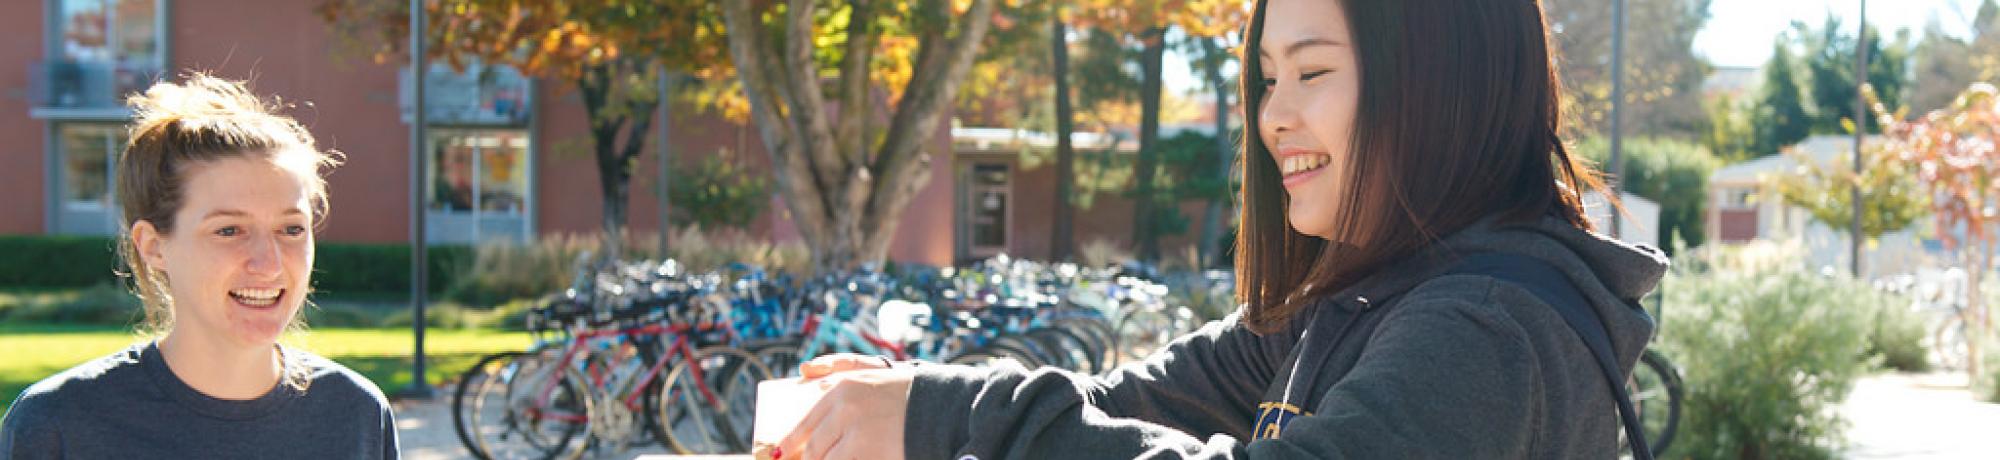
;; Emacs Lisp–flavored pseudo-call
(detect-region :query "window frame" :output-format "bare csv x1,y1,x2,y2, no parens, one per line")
422,126,537,244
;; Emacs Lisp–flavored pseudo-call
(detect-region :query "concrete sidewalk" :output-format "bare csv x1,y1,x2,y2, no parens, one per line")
390,370,2000,459
392,394,673,460
1839,372,2000,459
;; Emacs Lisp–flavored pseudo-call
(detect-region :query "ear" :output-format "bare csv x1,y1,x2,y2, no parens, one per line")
131,220,168,272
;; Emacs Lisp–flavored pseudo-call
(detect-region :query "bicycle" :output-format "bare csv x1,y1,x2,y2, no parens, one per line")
1622,288,1683,458
452,257,773,459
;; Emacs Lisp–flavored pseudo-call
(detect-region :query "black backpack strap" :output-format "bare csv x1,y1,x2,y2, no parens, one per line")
1450,253,1653,460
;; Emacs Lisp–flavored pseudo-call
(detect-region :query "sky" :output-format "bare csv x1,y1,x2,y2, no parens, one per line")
1160,0,1990,102
1695,0,1986,68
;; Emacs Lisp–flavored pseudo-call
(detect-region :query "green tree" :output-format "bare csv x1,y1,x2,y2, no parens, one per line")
1575,137,1720,252
1141,130,1232,241
669,149,770,230
1066,0,1243,262
1793,17,1914,134
1701,93,1758,162
1771,134,1927,244
1909,0,2000,113
1186,34,1240,268
1753,40,1814,156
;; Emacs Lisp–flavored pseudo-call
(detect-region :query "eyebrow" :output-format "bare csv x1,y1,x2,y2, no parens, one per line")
1259,37,1345,59
201,208,307,220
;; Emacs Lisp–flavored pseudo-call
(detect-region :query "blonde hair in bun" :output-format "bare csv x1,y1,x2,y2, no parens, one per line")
116,73,343,363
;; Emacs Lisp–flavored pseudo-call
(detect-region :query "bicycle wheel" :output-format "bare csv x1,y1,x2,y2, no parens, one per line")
1626,349,1684,458
947,348,1009,367
1054,316,1117,373
989,335,1051,369
752,342,805,379
453,351,523,460
1027,328,1099,374
1933,314,1970,370
656,345,774,455
465,350,593,460
1112,308,1177,367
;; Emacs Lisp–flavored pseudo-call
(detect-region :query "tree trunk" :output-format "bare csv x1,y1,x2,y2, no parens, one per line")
1970,243,1990,383
657,71,681,255
1196,37,1233,269
576,61,658,262
1051,14,1077,262
720,0,997,274
1131,27,1168,262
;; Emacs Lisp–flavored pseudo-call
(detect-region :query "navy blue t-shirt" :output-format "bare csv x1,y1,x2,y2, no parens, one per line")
0,342,399,459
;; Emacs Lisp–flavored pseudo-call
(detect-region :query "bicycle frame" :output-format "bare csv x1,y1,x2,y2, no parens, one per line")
797,307,909,360
526,322,722,424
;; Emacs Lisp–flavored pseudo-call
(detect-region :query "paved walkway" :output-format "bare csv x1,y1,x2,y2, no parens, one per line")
1839,371,2000,459
392,371,2000,459
392,394,673,460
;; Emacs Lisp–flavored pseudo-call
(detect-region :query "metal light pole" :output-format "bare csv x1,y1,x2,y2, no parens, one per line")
657,70,674,255
1851,0,1868,277
401,0,434,399
1609,0,1626,238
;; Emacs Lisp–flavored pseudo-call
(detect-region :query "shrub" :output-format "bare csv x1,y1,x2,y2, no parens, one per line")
668,148,771,230
1979,334,2000,403
0,282,143,326
1864,292,1931,373
443,227,809,307
1659,257,1873,459
301,301,393,328
312,243,472,299
0,235,120,288
1573,136,1721,253
0,235,472,299
443,233,602,306
653,226,809,275
1078,238,1134,269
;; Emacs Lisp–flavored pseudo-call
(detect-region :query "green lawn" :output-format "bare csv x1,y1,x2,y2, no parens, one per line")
0,325,532,415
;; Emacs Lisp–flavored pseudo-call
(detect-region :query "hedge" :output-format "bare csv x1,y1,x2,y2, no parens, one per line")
0,234,469,298
0,235,122,288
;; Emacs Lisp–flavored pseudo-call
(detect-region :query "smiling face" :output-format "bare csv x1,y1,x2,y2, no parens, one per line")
135,154,317,350
1257,0,1363,239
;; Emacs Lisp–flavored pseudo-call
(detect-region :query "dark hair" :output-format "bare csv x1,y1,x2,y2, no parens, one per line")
1233,0,1611,334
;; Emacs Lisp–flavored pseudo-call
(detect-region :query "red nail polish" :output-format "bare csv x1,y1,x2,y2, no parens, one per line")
773,446,784,460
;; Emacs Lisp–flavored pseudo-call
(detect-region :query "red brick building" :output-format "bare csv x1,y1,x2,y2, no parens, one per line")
3,0,1219,268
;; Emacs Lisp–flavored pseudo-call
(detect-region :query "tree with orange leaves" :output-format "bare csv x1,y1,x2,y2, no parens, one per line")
1881,82,2000,380
317,0,730,258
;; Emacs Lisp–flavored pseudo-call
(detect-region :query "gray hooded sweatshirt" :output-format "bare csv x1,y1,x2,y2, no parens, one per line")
906,216,1667,459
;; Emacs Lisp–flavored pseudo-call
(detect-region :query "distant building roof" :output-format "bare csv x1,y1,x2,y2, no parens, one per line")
1711,134,1886,185
1702,66,1761,98
951,127,1129,152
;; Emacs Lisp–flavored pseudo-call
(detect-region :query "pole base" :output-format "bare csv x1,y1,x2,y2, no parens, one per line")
395,382,436,401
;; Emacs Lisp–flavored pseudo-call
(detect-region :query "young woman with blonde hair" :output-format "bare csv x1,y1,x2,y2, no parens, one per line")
1,74,399,459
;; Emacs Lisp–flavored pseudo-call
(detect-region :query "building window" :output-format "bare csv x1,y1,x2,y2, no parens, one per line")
402,62,533,126
57,123,124,210
426,128,531,243
1723,188,1755,209
59,0,159,63
52,122,128,235
967,164,1010,254
43,0,163,109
